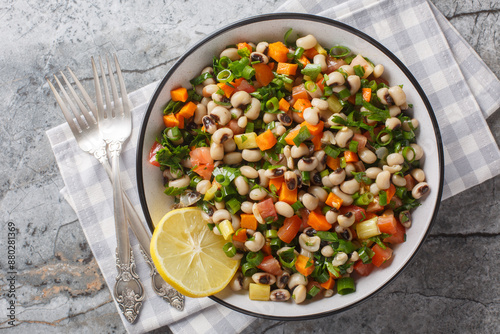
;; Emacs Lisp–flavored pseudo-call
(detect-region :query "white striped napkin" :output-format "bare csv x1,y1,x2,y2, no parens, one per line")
46,0,500,332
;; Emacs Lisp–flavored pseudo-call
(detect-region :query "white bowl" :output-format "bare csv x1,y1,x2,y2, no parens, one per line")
136,13,444,320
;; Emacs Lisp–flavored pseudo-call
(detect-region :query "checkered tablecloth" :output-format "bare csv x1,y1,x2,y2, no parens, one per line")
46,0,500,333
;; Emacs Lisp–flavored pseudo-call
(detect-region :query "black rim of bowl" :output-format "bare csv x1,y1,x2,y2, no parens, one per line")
136,12,445,321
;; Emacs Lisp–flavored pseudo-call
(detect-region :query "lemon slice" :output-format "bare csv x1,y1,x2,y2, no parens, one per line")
150,208,240,298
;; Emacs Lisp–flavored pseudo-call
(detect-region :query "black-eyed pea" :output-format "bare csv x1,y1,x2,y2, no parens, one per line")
196,180,212,194
309,186,328,202
387,153,404,166
322,175,334,188
399,210,412,228
331,252,348,266
298,233,321,252
335,127,354,148
213,209,231,224
389,105,401,117
412,182,430,199
358,148,377,164
303,107,320,125
313,54,327,72
302,193,319,211
275,201,294,218
237,115,248,129
383,164,403,174
245,98,261,120
249,188,267,201
292,284,307,304
202,115,218,134
240,166,259,179
298,157,319,172
291,143,309,158
223,138,236,153
388,86,407,106
229,272,244,291
212,128,233,144
376,87,392,105
276,271,290,289
375,170,391,190
350,251,360,262
207,100,217,114
385,117,401,130
339,65,354,76
202,83,219,97
258,169,269,187
252,272,276,285
340,179,360,195
168,175,190,189
256,41,269,54
200,97,210,106
365,167,383,179
321,245,334,257
311,98,329,111
411,168,426,182
263,112,277,123
250,52,269,64
292,111,305,123
194,84,204,97
272,123,287,136
296,34,317,50
211,106,231,126
241,201,254,214
392,174,407,187
337,212,355,228
245,232,265,252
194,103,207,124
270,289,291,302
234,175,250,196
324,289,335,298
345,163,356,177
219,47,239,61
223,152,242,165
325,71,345,86
373,64,384,78
230,107,243,119
329,168,346,185
210,142,224,160
326,209,338,224
242,149,262,162
370,183,380,195
347,75,361,96
332,186,353,206
411,143,424,160
321,131,336,145
277,112,293,126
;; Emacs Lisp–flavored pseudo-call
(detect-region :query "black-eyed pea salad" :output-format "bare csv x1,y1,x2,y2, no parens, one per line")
148,29,430,303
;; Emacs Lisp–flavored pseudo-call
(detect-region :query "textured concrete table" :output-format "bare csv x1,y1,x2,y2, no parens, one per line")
1,0,499,333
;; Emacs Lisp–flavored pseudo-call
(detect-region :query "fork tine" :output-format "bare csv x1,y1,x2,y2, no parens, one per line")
67,66,98,118
113,54,132,117
47,78,81,136
60,71,97,128
53,74,87,131
91,57,105,122
98,56,112,119
106,54,122,118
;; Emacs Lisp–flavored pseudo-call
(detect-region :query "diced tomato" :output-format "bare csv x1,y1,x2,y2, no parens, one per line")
277,215,302,244
148,141,163,167
383,221,406,244
352,133,367,151
353,260,375,276
340,205,366,223
234,78,256,93
298,208,310,230
366,196,385,213
405,174,416,191
192,164,214,180
227,119,244,135
371,244,393,267
256,198,278,223
377,214,398,235
292,84,309,101
257,255,283,276
325,55,347,73
189,147,213,166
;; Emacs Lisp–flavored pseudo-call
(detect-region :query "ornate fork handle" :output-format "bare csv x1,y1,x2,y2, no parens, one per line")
115,249,145,323
141,247,185,311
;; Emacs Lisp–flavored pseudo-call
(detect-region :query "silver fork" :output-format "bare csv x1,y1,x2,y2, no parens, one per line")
47,59,184,320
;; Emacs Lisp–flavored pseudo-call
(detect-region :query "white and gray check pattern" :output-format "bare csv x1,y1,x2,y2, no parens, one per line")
46,0,500,333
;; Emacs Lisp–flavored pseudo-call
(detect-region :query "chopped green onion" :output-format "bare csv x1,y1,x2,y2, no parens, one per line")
301,64,322,81
242,66,256,80
355,92,364,106
266,97,279,112
246,251,264,267
241,262,258,277
266,230,278,239
226,198,241,215
338,88,351,100
316,231,339,242
353,65,365,78
336,239,357,254
278,247,297,268
355,192,374,206
358,246,374,264
245,122,255,133
223,242,237,257
294,47,305,59
189,175,203,188
376,128,393,146
301,171,310,183
337,277,356,295
324,145,343,158
329,45,350,58
291,200,305,212
379,190,388,206
307,285,321,299
190,72,213,86
217,69,234,83
340,157,347,168
284,28,294,47
403,146,416,162
292,126,311,147
320,169,330,178
349,140,359,153
361,101,390,121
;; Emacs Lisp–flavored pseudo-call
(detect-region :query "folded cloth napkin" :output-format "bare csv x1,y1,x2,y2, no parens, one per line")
46,0,500,333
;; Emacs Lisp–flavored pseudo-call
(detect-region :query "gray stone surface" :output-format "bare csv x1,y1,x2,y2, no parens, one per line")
0,0,498,333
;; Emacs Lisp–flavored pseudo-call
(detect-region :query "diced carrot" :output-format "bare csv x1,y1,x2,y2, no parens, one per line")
237,42,252,53
232,228,247,243
326,156,340,170
175,113,185,129
325,192,343,210
268,62,275,71
293,98,312,112
297,55,310,67
240,214,258,230
362,88,372,102
344,150,359,162
163,114,179,128
295,254,315,277
268,177,284,193
279,185,297,205
253,63,275,87
307,210,332,231
292,84,309,101
320,276,335,290
386,183,396,203
301,120,324,136
178,101,197,118
303,47,319,60
311,133,323,151
278,98,290,112
217,82,235,98
170,87,188,102
276,62,298,76
255,129,277,151
267,41,289,63
284,128,301,146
